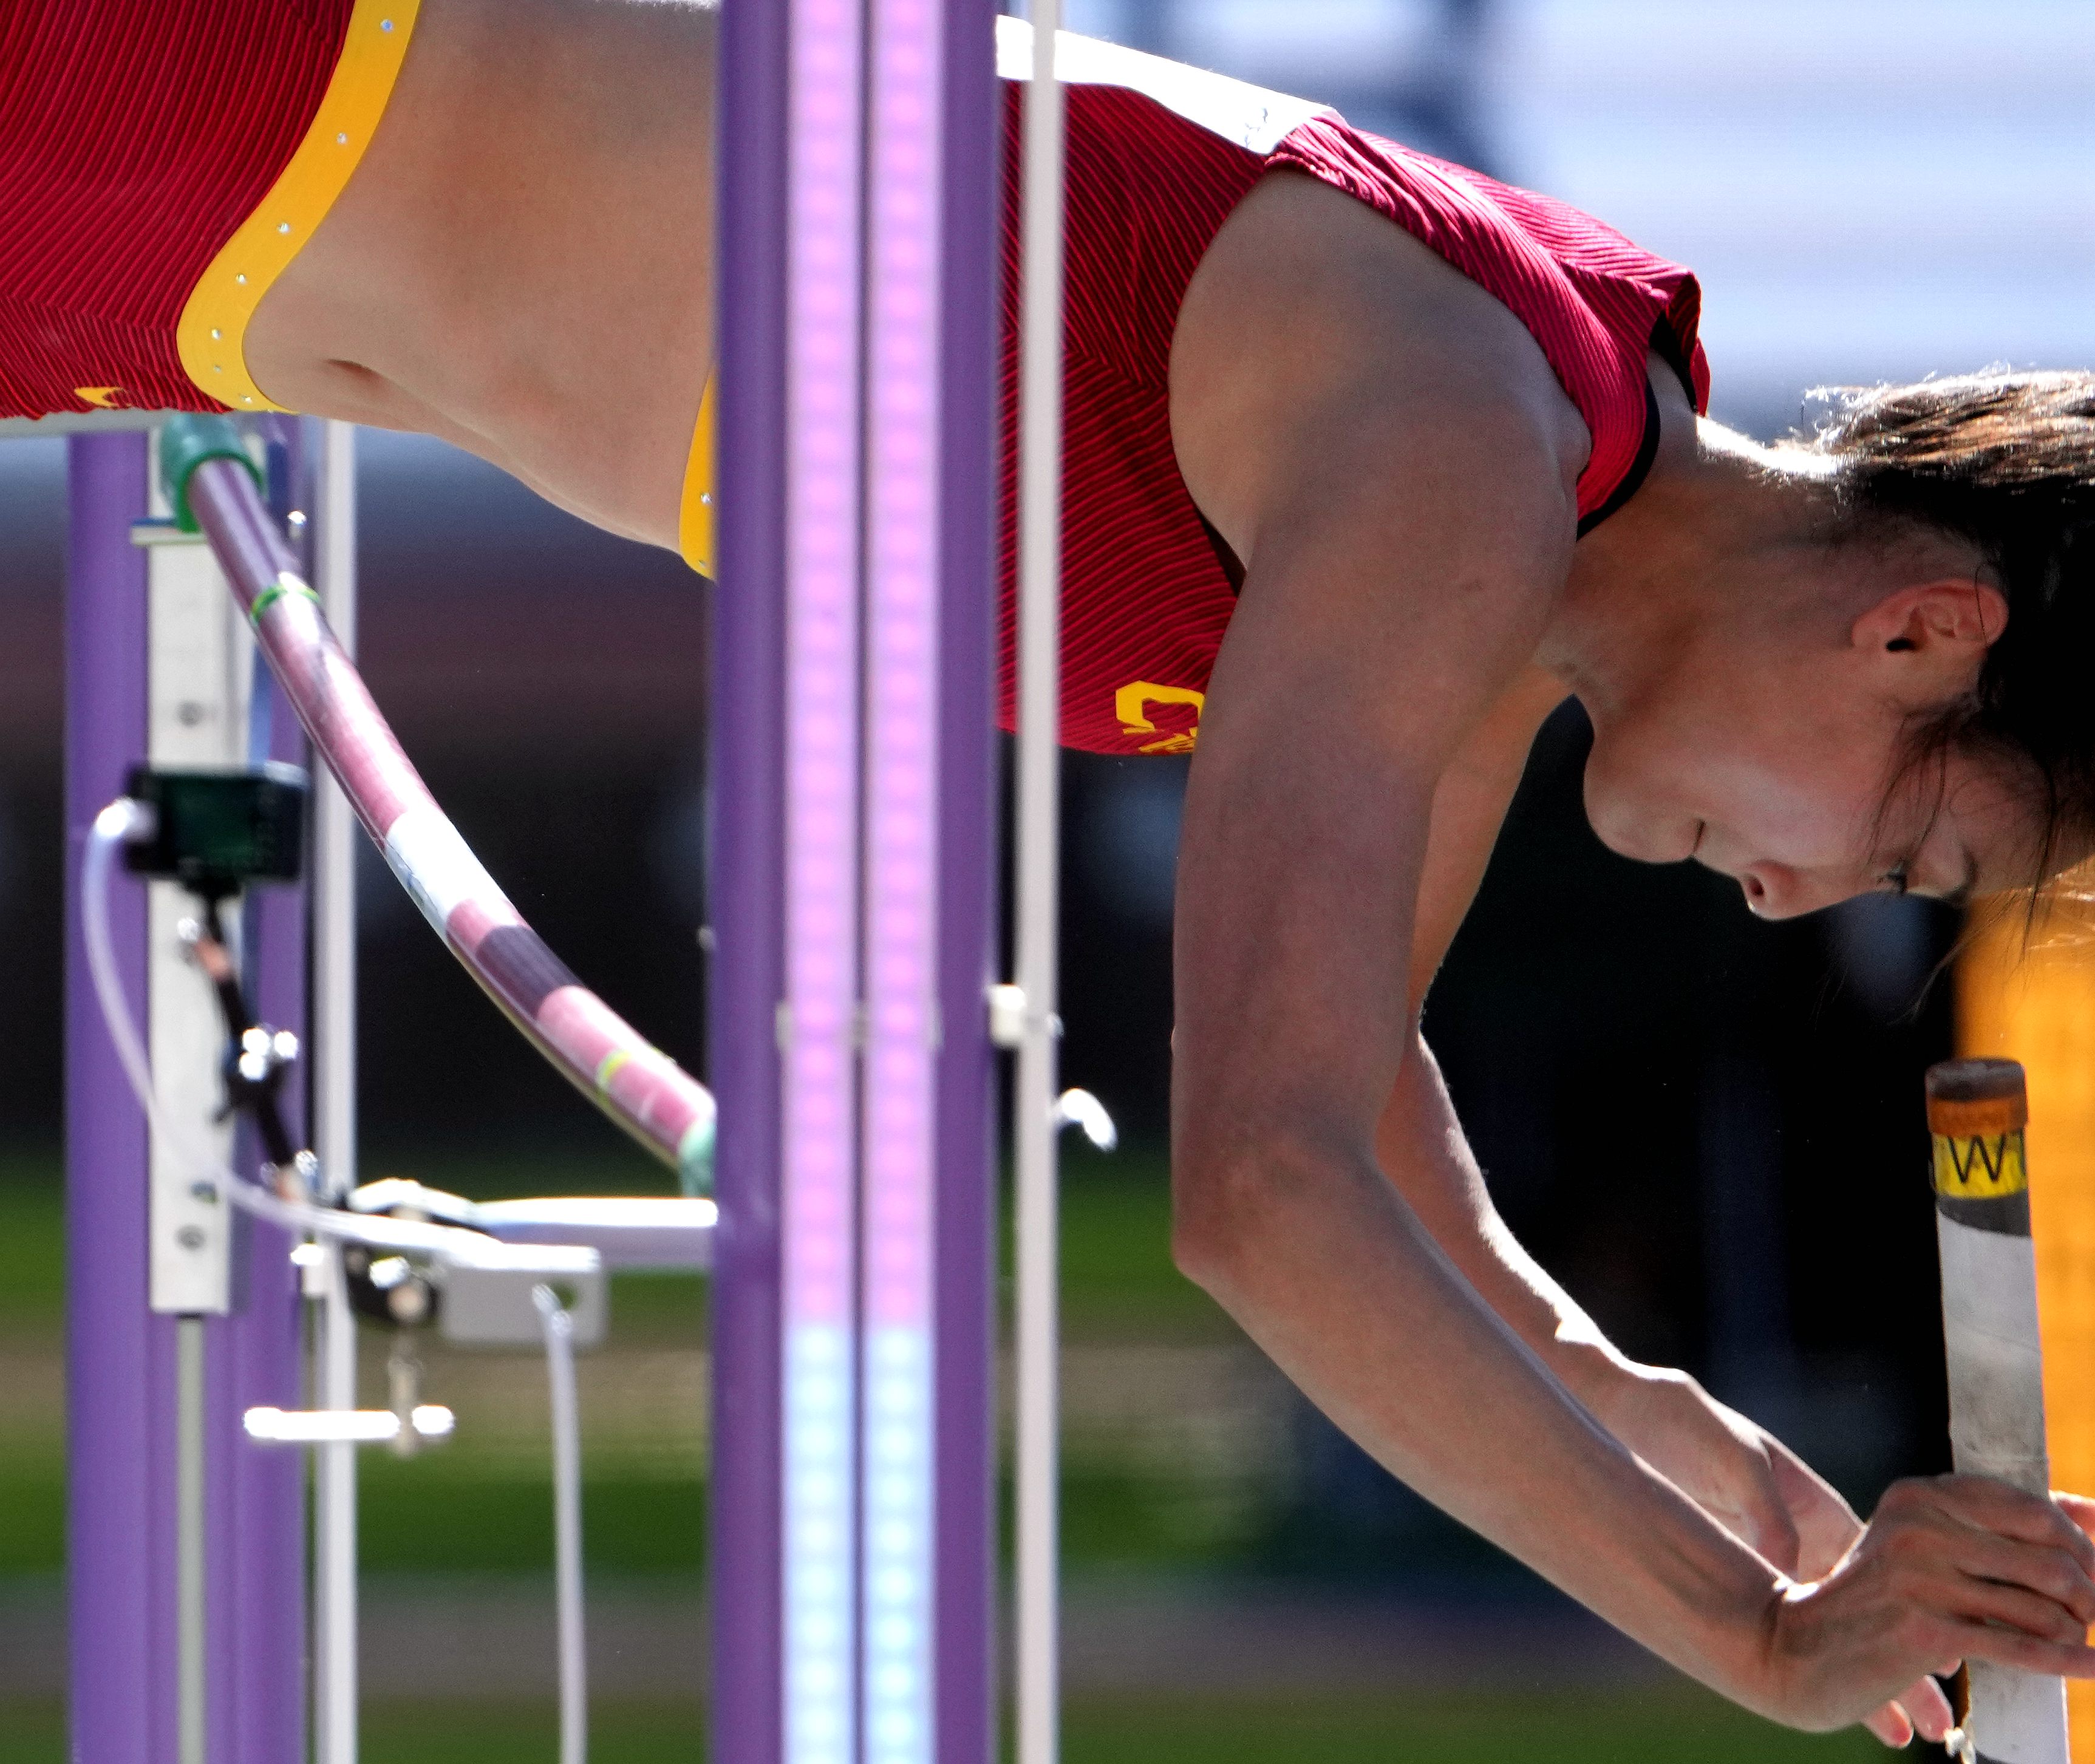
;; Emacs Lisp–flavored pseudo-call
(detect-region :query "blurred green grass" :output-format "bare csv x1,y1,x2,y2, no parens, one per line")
0,1689,1885,1763
1036,1145,1231,1340
358,1459,703,1576
0,1156,62,1340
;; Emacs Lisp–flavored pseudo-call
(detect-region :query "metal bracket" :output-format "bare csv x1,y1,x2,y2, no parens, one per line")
988,982,1062,1051
244,1405,455,1446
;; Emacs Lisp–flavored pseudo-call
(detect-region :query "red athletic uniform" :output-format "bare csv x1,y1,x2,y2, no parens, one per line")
0,0,408,421
995,28,1709,755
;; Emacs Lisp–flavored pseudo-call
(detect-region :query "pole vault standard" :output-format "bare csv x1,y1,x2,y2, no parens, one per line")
712,1,998,1760
65,427,307,1764
1926,1058,2072,1764
60,405,712,1762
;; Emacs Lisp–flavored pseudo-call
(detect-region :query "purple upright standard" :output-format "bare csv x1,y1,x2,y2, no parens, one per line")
66,433,170,1764
66,431,308,1764
710,2,998,1760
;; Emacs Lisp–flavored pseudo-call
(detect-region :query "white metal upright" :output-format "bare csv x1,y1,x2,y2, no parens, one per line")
1015,10,1066,1764
311,417,360,1764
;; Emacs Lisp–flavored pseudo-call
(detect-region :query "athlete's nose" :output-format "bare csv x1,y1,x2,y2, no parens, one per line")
1736,863,1840,921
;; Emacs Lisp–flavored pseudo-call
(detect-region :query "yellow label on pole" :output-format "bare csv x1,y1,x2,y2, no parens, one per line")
1932,1130,2029,1200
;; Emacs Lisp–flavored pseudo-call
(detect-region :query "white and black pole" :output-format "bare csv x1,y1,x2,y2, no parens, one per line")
1927,1057,2071,1764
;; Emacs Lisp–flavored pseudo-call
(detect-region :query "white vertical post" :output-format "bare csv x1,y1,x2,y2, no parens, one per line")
175,1314,208,1764
1015,11,1065,1764
141,432,249,1317
140,427,253,1764
312,418,360,1764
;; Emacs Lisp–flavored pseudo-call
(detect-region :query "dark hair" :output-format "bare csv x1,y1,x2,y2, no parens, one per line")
1805,370,2095,890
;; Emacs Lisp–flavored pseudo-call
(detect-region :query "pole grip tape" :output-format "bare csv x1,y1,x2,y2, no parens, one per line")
1928,1058,2032,1235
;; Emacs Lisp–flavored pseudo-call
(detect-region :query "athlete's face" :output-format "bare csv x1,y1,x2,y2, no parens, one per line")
1578,574,2032,918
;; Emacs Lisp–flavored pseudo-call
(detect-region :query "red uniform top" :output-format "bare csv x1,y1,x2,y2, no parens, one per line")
995,28,1710,755
0,0,410,421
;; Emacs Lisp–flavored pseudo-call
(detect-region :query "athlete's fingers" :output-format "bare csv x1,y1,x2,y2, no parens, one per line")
1896,1675,1955,1746
1949,1528,2095,1626
1863,1701,1913,1749
1942,1575,2089,1646
1874,1479,2095,1619
2054,1490,2095,1541
1926,1476,2095,1570
1946,1619,2095,1680
1929,1519,2095,1625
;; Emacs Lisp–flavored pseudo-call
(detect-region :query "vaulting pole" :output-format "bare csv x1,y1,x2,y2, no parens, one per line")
1926,1058,2071,1764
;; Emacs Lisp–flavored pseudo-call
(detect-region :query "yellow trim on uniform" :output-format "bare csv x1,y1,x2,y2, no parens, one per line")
1116,681,1206,755
175,0,423,413
680,372,718,576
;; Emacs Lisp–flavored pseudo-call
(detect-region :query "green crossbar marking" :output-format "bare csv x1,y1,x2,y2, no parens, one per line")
248,573,322,626
593,1048,632,1095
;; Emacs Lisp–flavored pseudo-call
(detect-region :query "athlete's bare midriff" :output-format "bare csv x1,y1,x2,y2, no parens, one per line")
247,0,720,547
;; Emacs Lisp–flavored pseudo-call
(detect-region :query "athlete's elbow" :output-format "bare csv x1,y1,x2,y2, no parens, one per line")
1170,1166,1242,1298
1169,1126,1329,1304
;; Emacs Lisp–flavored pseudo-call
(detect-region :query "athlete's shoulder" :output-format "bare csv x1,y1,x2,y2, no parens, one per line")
1170,169,1589,564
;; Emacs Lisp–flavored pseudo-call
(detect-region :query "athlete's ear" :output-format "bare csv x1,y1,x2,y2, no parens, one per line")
1852,577,2008,659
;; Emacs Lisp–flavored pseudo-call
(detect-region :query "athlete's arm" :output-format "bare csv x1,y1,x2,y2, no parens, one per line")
1395,664,1868,1565
1166,171,2095,1737
1375,389,1946,1748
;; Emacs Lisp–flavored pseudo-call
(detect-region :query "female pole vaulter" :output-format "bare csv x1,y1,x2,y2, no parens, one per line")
10,1,2095,1745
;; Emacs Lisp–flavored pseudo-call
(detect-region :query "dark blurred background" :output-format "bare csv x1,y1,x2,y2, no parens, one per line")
3,3,2093,1761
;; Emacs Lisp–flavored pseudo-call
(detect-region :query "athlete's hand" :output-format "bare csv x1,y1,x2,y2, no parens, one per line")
1762,1477,2095,1742
1598,1366,1853,1574
1593,1364,1952,1745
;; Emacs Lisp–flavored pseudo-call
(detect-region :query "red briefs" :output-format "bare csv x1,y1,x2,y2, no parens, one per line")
993,24,1709,754
0,0,414,420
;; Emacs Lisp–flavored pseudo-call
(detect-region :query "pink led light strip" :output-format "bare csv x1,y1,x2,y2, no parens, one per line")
864,0,942,1759
782,0,864,1759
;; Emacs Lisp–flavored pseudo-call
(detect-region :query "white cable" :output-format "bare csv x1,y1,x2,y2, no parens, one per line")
84,801,177,1150
94,788,592,1764
534,1284,587,1764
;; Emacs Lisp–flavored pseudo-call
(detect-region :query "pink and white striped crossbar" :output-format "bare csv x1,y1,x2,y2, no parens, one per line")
185,452,717,1194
